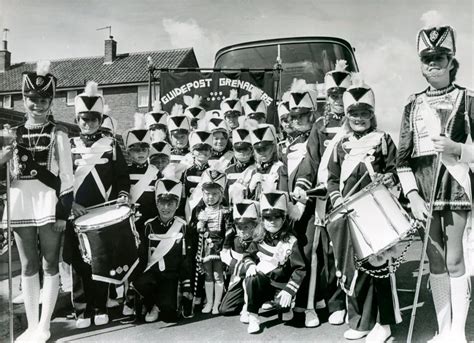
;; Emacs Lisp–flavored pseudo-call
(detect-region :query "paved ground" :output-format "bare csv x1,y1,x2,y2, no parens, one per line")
1,238,474,342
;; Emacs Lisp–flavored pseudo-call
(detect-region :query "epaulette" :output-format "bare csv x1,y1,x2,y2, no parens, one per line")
144,216,159,226
174,216,186,226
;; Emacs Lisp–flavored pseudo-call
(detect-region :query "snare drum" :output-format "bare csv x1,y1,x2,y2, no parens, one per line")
327,182,414,263
74,204,140,284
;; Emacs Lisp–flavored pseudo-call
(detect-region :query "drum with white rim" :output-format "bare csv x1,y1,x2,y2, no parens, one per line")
327,181,416,265
74,204,140,284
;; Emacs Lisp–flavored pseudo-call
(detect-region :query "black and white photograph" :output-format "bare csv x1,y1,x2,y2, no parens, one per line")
0,0,473,342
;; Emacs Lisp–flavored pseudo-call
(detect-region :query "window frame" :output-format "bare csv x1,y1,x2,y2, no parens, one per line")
66,90,78,106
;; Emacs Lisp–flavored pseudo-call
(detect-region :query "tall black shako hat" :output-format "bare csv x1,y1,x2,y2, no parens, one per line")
22,60,57,98
417,10,456,57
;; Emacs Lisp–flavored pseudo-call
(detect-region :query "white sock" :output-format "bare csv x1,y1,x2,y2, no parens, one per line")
22,273,40,330
38,273,60,334
430,273,451,335
450,273,470,337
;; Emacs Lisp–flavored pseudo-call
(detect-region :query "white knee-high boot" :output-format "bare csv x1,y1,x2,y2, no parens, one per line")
202,281,214,313
212,282,224,315
450,274,470,341
37,273,60,342
430,273,451,336
16,273,40,342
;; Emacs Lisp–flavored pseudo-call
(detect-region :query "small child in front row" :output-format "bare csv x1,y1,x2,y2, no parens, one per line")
219,199,260,323
240,189,306,334
193,169,230,315
132,176,192,323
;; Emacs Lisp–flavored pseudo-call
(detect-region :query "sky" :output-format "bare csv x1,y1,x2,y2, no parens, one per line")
1,0,473,139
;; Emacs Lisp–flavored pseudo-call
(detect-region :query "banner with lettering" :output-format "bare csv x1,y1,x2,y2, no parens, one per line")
159,71,277,127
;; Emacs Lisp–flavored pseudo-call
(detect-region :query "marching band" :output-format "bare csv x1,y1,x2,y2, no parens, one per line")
0,16,473,343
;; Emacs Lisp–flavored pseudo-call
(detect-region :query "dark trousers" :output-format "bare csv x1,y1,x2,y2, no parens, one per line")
245,273,290,315
133,268,179,322
292,202,324,310
64,225,108,318
348,272,399,331
219,278,245,315
320,225,346,313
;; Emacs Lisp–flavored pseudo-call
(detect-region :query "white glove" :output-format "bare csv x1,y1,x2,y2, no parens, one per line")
246,264,257,277
291,186,308,204
220,249,232,266
277,290,293,308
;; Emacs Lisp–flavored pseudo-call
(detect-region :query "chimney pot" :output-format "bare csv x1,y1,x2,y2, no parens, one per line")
0,38,11,72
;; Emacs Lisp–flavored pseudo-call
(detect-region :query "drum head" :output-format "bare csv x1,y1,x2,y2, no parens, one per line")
75,205,131,229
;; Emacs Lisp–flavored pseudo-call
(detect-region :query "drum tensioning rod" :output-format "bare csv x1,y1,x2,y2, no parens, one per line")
406,151,443,343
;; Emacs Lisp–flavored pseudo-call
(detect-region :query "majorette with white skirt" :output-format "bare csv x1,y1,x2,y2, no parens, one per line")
63,81,130,329
2,61,74,343
396,12,473,342
326,75,401,342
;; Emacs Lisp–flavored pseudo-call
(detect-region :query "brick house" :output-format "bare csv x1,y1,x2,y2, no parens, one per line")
0,36,199,134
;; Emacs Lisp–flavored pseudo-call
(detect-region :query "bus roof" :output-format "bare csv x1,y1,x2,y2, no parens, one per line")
214,36,356,63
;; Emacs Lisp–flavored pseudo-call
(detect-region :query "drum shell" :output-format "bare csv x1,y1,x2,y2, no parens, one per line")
327,183,412,262
74,206,139,284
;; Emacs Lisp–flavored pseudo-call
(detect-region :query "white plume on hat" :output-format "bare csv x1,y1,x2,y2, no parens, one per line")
290,78,312,93
350,72,366,88
228,89,238,100
183,94,202,107
420,10,444,29
133,112,146,129
171,104,184,116
84,81,100,97
152,99,163,112
334,59,348,72
36,60,51,76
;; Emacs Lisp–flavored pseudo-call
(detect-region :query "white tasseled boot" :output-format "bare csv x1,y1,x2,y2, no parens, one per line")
212,282,224,315
449,274,470,343
430,273,452,339
16,273,40,343
202,281,214,314
36,273,60,343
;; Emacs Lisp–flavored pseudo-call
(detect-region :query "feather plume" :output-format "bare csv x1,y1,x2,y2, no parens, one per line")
250,87,263,100
350,72,366,88
261,173,278,193
196,118,209,131
228,182,246,204
209,159,227,174
133,112,146,130
36,60,51,76
243,118,259,132
420,10,443,29
84,81,100,97
183,95,192,106
288,202,305,221
103,104,111,115
152,100,162,112
240,94,249,104
290,78,311,93
228,89,238,100
189,94,202,107
281,91,291,102
161,163,187,180
334,60,348,72
171,104,184,116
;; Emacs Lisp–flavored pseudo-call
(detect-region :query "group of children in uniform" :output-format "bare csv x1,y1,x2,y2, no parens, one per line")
1,16,472,343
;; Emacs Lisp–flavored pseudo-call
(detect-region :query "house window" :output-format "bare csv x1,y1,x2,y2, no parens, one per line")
2,95,12,108
138,85,159,108
67,91,77,106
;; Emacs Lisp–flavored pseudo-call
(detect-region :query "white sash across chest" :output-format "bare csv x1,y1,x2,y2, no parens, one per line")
130,165,158,203
287,140,308,178
339,132,384,191
73,137,113,200
145,219,184,272
256,237,296,274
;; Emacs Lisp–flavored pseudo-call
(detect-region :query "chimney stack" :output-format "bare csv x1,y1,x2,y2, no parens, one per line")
104,36,117,64
0,28,11,73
